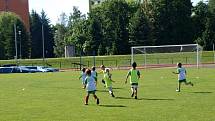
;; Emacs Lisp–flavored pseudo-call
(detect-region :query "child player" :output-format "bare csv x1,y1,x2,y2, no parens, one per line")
125,62,140,99
104,68,115,97
100,65,106,86
91,66,98,82
79,68,86,89
84,69,99,105
172,63,193,92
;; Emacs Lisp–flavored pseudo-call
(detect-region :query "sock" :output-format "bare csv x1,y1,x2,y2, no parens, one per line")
85,96,89,104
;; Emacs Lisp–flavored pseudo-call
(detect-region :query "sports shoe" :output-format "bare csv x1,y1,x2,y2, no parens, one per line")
135,96,137,99
111,93,115,97
96,98,99,105
176,89,180,92
191,83,194,86
85,103,88,105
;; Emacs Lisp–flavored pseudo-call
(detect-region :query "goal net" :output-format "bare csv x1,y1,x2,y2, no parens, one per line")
131,44,202,68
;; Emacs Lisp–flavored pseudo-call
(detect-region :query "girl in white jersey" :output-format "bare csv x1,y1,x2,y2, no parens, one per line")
84,69,99,105
173,63,193,92
79,68,86,89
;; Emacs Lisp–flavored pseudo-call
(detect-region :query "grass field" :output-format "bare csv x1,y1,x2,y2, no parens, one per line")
0,67,215,121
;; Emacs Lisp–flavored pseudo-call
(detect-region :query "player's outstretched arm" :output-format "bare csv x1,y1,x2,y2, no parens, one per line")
172,71,178,74
125,71,130,84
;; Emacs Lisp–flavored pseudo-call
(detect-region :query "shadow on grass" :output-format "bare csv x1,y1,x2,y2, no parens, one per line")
115,97,133,100
192,92,213,94
115,96,174,101
140,98,174,101
96,90,109,92
99,104,126,107
112,87,124,90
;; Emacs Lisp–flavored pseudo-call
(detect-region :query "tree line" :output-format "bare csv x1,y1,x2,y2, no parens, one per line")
0,0,215,60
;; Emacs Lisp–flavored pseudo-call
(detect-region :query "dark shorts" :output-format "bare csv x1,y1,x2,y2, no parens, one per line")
179,79,187,83
131,83,138,86
131,83,138,88
87,90,96,94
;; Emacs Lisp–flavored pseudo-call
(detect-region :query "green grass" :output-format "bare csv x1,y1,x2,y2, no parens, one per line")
0,51,214,69
0,67,214,121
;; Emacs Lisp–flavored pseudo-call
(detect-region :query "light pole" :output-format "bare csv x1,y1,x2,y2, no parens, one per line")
14,24,18,64
42,24,45,65
18,30,21,59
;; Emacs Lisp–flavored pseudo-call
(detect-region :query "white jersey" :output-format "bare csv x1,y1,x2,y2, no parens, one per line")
85,76,96,91
177,67,186,80
80,72,86,84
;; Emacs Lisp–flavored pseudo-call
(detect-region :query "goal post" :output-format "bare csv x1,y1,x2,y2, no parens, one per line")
131,44,202,68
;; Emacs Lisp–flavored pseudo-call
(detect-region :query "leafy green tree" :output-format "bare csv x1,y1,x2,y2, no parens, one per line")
54,13,68,57
98,0,130,55
30,10,54,58
110,41,118,55
30,10,43,58
209,0,215,11
53,24,67,57
97,44,105,56
66,7,88,55
201,12,215,50
40,10,55,58
0,12,29,59
129,7,151,46
145,0,193,45
192,1,208,41
87,13,103,55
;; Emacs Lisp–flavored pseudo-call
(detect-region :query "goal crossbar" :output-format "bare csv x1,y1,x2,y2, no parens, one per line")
131,44,199,49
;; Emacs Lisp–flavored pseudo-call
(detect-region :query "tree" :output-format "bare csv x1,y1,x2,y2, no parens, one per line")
30,10,43,58
85,10,104,56
129,7,151,46
145,0,193,45
0,12,30,59
209,0,215,11
54,13,68,57
30,10,54,58
40,10,55,58
201,12,215,50
192,1,208,41
96,0,130,55
66,7,88,55
53,24,67,57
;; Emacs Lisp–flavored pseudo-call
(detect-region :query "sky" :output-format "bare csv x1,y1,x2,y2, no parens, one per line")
29,0,204,25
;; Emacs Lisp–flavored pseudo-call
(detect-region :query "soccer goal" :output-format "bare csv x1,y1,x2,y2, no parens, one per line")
131,44,202,68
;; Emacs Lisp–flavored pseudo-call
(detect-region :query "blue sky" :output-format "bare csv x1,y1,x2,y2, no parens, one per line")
29,0,204,25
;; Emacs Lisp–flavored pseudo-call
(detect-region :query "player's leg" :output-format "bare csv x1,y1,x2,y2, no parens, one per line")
82,80,86,89
176,82,181,92
131,87,134,97
108,87,115,97
93,91,99,105
185,80,194,86
134,87,138,99
85,93,90,105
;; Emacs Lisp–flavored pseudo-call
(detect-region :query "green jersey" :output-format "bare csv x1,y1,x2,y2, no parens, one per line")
127,69,140,84
104,73,112,87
